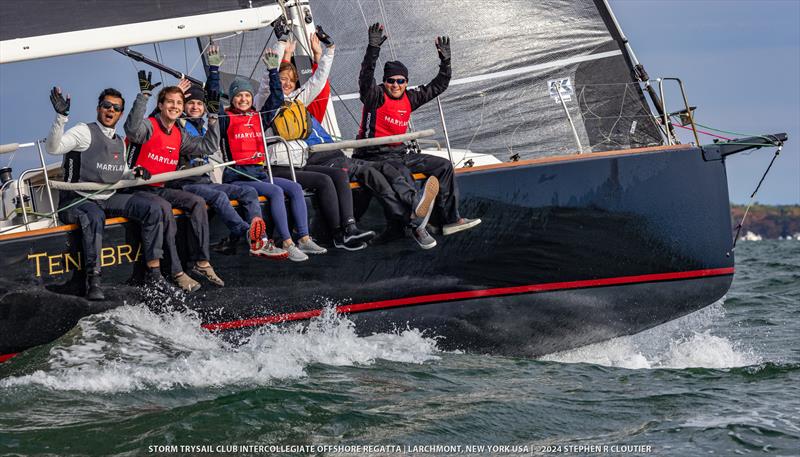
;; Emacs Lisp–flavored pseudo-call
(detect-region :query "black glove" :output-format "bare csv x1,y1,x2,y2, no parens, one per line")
137,70,161,95
368,23,387,48
272,16,289,40
50,87,70,116
435,36,451,61
132,166,152,180
316,25,333,46
205,87,221,115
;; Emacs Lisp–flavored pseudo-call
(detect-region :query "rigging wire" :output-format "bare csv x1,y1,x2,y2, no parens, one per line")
248,28,275,80
286,28,361,129
234,31,246,76
731,146,782,251
153,43,166,84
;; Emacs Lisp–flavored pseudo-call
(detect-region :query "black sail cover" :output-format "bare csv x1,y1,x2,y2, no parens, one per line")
204,0,663,159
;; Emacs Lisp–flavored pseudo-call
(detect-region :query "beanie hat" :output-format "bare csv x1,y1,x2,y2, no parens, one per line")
184,85,206,104
383,61,408,81
228,79,254,98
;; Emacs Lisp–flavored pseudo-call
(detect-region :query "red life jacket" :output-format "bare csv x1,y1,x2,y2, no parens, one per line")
131,117,182,187
374,92,412,143
225,108,265,165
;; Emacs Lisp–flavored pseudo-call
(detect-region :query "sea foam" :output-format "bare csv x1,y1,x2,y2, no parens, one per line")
540,301,763,369
0,304,440,393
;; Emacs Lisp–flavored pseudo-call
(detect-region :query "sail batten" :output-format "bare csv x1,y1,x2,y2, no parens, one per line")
0,1,281,64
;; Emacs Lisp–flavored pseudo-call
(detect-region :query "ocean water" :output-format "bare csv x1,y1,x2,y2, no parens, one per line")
0,240,798,456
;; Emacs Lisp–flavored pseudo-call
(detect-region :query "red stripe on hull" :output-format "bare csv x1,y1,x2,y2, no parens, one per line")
0,353,18,363
202,267,734,331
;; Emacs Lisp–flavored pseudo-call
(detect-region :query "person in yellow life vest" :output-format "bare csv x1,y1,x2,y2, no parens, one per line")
123,71,224,292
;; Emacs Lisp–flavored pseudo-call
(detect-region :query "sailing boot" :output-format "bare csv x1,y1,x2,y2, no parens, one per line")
191,263,225,287
86,273,105,301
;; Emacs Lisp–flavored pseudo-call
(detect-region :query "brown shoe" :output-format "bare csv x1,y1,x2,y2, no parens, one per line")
173,272,201,292
191,264,225,287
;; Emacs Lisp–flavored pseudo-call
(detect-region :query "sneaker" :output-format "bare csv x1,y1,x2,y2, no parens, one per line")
211,236,239,255
370,221,406,245
334,233,368,251
413,225,437,250
248,217,266,249
86,273,105,301
343,223,376,244
250,239,289,259
298,238,327,255
412,176,439,228
173,272,201,292
285,243,309,262
191,264,225,287
443,217,482,236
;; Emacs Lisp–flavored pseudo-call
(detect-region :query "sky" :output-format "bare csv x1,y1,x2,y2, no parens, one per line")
0,0,798,204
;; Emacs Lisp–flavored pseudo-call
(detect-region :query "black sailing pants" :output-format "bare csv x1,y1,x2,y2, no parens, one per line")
58,191,164,275
133,187,210,275
353,150,461,224
272,164,355,231
306,150,409,223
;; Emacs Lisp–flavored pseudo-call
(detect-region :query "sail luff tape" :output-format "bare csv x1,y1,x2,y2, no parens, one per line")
49,161,234,191
308,129,436,153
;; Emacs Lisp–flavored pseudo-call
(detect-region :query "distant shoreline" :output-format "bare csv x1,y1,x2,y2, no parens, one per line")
731,204,800,240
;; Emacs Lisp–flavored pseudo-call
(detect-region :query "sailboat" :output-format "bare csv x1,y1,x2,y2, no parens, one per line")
0,0,786,363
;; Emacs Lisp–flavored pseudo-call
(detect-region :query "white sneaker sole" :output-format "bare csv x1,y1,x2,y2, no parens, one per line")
414,177,440,221
443,218,481,236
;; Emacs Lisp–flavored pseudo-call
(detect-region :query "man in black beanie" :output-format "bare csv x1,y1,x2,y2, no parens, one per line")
354,23,481,248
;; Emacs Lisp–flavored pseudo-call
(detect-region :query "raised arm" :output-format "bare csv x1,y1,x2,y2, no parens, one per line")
123,71,161,143
407,36,452,110
359,23,387,107
45,87,92,154
254,40,287,110
299,43,334,105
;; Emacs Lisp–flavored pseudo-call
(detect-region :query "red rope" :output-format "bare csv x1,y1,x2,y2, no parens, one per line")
672,123,732,141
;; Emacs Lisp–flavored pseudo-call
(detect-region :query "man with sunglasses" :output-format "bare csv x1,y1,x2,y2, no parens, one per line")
354,23,481,247
46,87,175,300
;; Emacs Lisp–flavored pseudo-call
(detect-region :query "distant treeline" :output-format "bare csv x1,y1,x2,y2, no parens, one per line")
731,204,800,239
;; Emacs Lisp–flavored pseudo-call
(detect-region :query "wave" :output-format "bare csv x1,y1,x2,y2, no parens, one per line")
0,304,440,393
540,302,763,369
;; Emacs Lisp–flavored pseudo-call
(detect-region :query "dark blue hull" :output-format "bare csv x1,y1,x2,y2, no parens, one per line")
0,145,735,358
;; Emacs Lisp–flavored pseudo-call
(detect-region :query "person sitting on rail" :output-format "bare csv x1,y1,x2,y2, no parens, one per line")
166,46,286,259
253,32,375,251
353,23,481,246
219,77,326,262
45,86,175,299
123,71,224,291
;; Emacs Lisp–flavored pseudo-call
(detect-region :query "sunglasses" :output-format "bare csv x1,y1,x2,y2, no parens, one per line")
99,100,123,112
384,78,407,85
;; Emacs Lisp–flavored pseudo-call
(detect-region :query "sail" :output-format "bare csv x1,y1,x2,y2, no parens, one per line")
206,0,663,160
0,1,281,64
